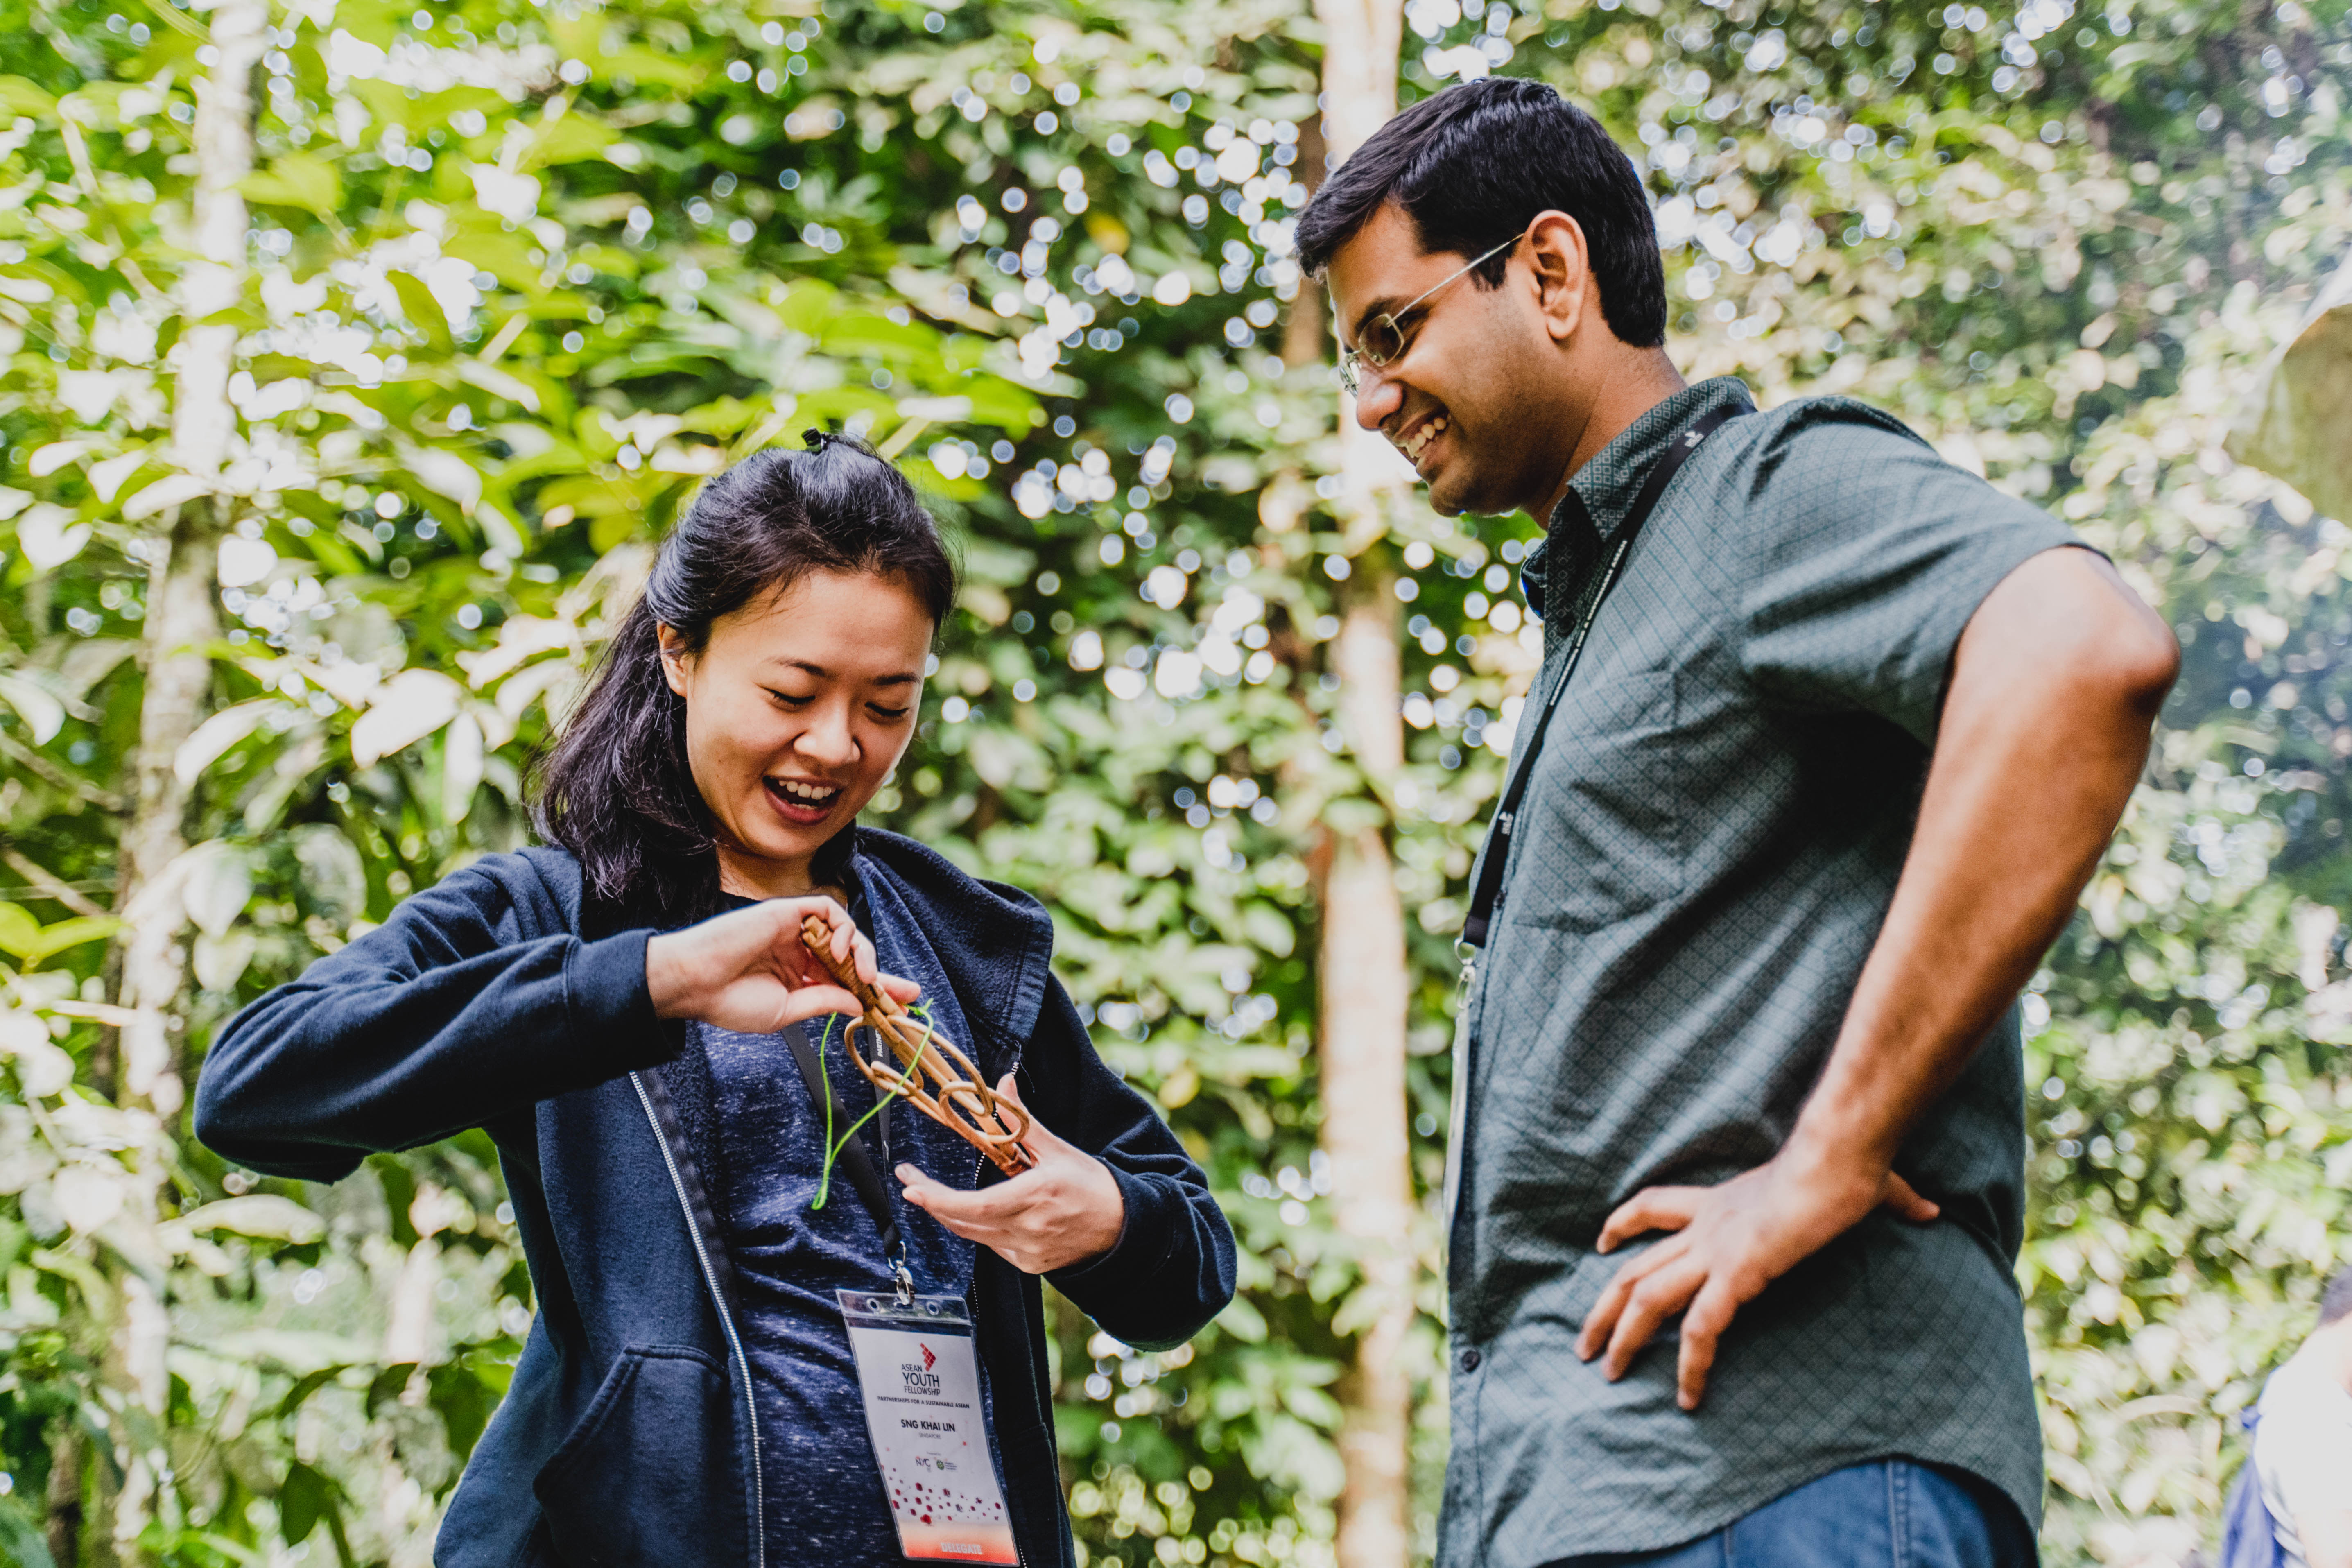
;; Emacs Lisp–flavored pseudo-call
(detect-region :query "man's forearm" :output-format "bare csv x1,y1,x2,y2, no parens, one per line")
1785,548,2177,1180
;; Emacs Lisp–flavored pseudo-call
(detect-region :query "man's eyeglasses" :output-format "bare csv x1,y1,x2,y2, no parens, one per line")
1337,233,1522,395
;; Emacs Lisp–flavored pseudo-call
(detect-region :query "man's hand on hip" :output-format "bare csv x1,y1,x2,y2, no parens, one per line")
1575,1154,1938,1409
1574,545,2175,1412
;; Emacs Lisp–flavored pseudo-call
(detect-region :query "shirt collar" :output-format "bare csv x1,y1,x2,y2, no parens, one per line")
1546,376,1755,545
1520,377,1753,617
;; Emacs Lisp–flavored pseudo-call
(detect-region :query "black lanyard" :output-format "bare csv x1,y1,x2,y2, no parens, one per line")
1460,406,1740,948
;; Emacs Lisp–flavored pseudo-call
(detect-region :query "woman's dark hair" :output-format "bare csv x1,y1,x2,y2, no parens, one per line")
1293,75,1667,348
531,432,957,925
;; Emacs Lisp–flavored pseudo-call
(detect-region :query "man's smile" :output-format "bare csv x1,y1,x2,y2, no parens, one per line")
1396,411,1450,466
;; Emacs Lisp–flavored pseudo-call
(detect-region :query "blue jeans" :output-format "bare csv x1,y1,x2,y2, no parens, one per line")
1545,1460,2037,1568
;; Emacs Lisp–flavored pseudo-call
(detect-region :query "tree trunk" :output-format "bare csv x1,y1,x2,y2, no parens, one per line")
1319,584,1416,1568
1309,5,1413,1566
112,0,265,1112
85,2,266,1559
46,1424,83,1566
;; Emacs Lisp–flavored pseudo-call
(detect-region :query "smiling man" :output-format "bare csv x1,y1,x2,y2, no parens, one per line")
1295,76,2180,1568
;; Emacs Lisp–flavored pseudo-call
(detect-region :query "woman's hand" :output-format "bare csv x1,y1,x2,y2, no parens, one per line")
643,898,919,1034
894,1076,1126,1274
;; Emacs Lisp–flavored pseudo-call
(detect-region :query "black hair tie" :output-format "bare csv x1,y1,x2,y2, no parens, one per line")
803,428,841,453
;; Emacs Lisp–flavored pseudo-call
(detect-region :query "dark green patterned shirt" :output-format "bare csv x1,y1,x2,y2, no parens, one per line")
1443,378,2077,1564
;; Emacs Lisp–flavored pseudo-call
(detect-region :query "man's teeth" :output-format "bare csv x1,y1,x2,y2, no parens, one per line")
774,779,840,803
1402,416,1448,459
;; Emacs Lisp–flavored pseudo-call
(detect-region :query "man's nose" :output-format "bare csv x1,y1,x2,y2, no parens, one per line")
1351,369,1404,432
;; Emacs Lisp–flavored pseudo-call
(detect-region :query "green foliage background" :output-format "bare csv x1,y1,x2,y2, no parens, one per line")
0,0,2346,1560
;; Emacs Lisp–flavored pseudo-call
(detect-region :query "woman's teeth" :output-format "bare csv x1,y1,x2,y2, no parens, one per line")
1402,416,1448,460
771,778,841,805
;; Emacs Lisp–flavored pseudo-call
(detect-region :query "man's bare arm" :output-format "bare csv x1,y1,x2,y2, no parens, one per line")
1575,545,2179,1408
2299,1511,2352,1568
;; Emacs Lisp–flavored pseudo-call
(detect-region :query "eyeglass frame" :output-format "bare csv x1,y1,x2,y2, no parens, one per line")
1336,231,1523,395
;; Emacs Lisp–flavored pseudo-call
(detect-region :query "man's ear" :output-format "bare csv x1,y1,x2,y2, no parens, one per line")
655,624,692,698
1525,210,1594,344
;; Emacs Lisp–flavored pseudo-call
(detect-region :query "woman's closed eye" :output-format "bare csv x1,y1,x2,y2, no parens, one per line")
764,687,910,722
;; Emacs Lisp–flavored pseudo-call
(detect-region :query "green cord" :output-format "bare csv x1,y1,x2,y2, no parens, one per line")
809,1004,937,1213
811,1014,840,1210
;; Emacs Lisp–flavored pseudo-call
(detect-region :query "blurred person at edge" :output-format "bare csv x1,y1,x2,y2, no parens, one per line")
194,434,1235,1568
2256,1265,2352,1568
1296,77,2178,1568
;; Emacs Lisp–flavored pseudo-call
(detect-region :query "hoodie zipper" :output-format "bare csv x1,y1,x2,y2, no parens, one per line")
631,1070,767,1568
968,1088,1035,1568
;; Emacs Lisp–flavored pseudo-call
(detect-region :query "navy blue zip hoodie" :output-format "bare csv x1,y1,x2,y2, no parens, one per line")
194,829,1236,1568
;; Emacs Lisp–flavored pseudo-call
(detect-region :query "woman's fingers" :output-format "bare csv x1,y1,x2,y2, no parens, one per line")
773,984,865,1030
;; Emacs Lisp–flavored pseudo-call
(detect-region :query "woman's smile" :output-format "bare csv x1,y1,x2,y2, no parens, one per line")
764,774,846,827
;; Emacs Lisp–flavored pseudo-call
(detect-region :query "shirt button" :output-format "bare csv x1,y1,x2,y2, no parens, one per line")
1459,1347,1482,1372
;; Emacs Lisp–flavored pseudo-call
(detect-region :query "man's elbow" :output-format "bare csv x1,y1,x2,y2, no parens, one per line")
2098,614,2180,720
2051,575,2179,723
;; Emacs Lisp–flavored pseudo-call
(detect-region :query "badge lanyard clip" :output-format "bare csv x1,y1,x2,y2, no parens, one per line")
893,1248,916,1308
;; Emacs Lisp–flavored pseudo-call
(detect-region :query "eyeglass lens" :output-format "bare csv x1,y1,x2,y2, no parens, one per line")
1362,317,1407,364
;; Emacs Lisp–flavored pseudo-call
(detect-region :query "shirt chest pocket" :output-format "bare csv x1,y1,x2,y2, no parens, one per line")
1503,668,1684,933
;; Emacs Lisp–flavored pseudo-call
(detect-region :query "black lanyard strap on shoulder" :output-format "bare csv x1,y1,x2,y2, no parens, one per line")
784,1021,903,1261
1461,404,1741,948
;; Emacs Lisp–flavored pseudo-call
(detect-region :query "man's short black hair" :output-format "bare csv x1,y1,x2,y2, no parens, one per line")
2323,1263,2352,1325
1294,75,1667,349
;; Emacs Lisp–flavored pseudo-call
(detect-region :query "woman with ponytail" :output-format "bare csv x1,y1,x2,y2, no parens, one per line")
197,434,1235,1568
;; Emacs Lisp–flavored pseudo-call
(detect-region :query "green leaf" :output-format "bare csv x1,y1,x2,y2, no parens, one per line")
273,1366,347,1423
388,272,454,355
278,1460,332,1545
181,1195,328,1244
18,914,120,963
443,219,545,296
1216,1295,1269,1343
0,1496,57,1568
428,1360,497,1459
517,112,618,172
365,1360,418,1417
0,903,42,959
821,311,937,360
238,153,342,217
0,76,57,119
0,672,65,745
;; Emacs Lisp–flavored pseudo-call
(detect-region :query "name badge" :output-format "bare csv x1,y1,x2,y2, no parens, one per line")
837,1288,1019,1564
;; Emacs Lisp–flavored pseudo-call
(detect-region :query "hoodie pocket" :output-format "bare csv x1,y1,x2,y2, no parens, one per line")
533,1344,748,1567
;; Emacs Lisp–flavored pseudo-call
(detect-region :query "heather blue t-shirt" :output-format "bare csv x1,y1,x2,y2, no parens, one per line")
701,870,1001,1562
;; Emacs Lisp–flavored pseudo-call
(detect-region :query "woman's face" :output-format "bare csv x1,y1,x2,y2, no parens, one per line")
659,568,934,897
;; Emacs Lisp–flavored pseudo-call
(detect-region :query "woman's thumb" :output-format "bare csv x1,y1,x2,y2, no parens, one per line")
996,1073,1052,1149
